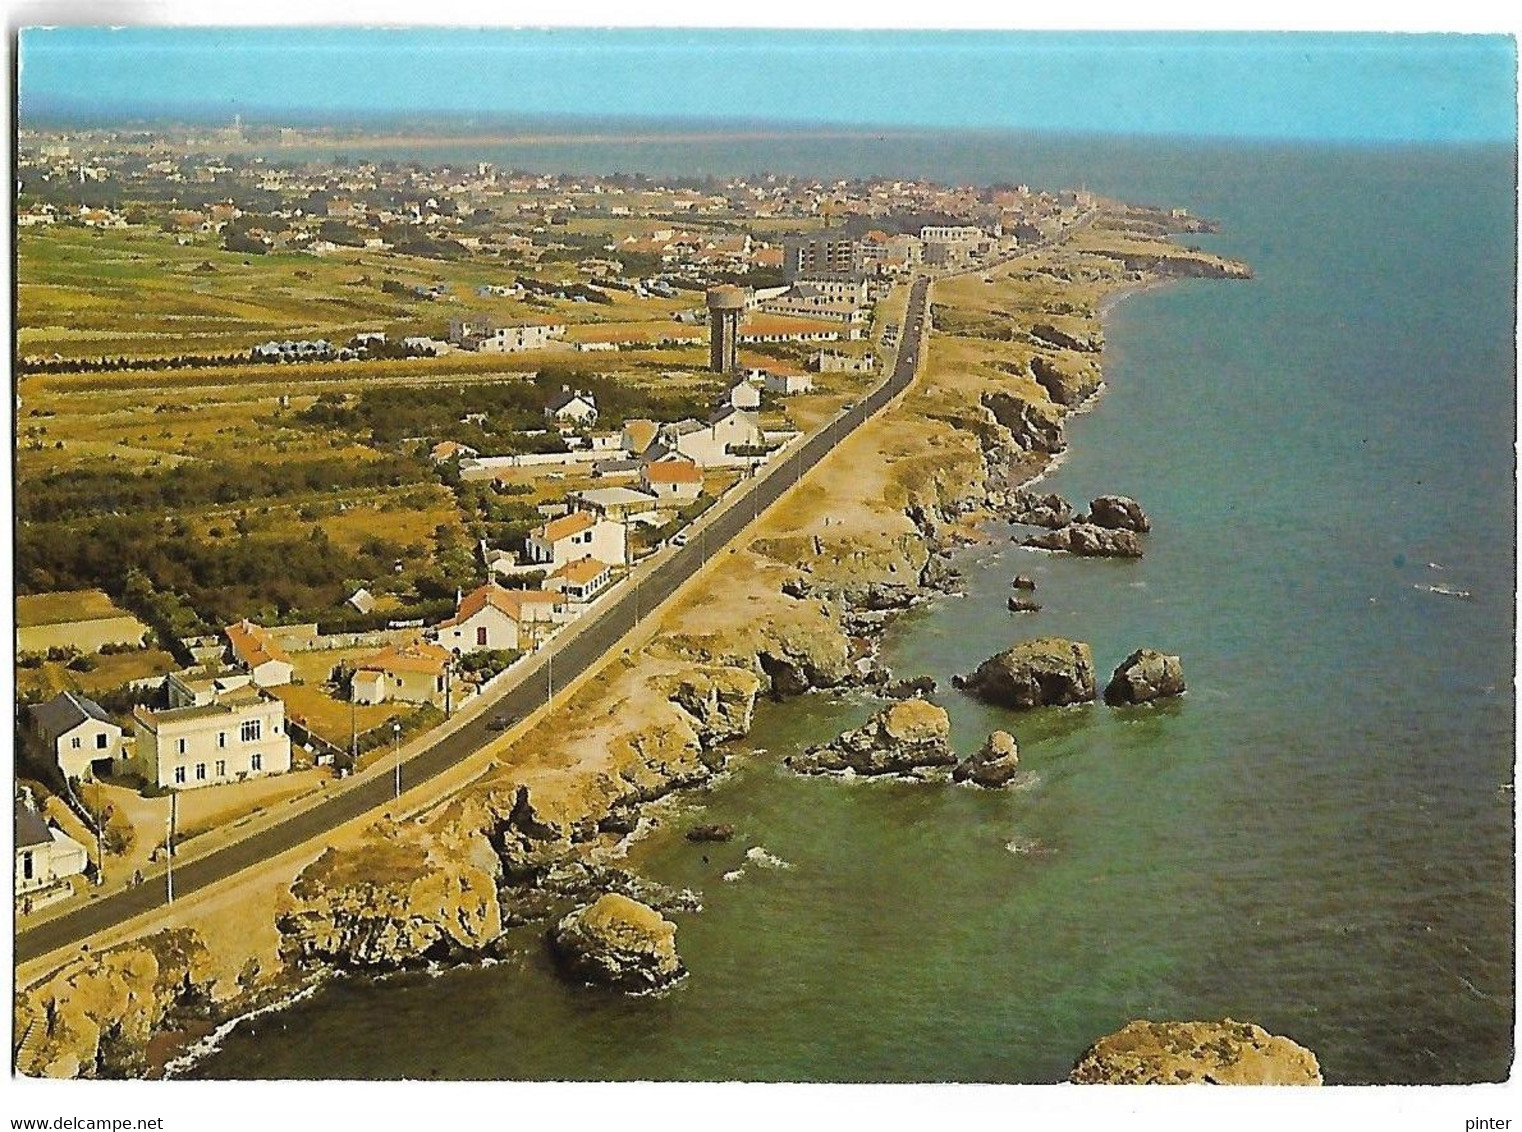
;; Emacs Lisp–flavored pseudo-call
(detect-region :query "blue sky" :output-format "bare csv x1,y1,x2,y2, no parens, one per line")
18,28,1518,143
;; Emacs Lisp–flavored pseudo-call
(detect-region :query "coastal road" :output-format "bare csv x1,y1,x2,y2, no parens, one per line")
13,275,935,967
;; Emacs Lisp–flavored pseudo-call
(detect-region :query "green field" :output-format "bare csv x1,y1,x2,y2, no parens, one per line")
17,224,694,361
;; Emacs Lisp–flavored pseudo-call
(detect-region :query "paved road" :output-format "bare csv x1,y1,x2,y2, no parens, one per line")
13,275,935,966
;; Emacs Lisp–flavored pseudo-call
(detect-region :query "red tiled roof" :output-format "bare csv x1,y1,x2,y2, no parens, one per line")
224,619,291,669
534,510,596,544
643,459,703,485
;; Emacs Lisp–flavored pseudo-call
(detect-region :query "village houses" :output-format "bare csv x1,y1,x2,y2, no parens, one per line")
15,792,89,898
224,620,294,688
640,458,704,503
655,406,765,467
28,691,124,782
132,685,291,791
524,510,627,571
544,386,599,429
436,581,561,653
351,639,453,708
545,557,614,604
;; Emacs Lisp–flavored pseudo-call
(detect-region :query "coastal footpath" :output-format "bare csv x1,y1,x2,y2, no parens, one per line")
15,200,1268,1080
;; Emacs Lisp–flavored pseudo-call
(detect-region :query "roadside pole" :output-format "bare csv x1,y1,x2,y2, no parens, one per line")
166,793,176,905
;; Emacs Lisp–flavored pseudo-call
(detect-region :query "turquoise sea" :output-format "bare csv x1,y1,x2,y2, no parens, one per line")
194,132,1516,1084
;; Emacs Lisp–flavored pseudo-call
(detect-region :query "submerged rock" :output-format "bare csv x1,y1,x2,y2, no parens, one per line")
550,893,686,994
786,699,955,777
884,674,937,699
1069,1019,1323,1085
685,823,735,843
1024,523,1144,558
1104,648,1186,705
953,637,1096,709
1088,494,1151,533
953,730,1022,788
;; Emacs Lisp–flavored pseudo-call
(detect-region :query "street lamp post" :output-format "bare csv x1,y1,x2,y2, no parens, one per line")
94,803,111,887
392,720,402,801
166,792,176,905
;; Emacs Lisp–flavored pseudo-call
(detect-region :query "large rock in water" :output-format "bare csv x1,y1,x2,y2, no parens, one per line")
953,730,1022,788
1069,1019,1323,1085
786,699,955,777
953,638,1096,709
1088,494,1151,533
1024,523,1144,558
551,893,686,993
1104,648,1186,705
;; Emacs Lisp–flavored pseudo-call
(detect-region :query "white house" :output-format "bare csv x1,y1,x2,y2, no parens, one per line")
435,582,561,653
224,620,294,688
640,458,704,504
524,511,627,571
449,316,566,353
544,387,599,428
28,692,123,782
351,639,452,708
546,558,615,604
132,686,291,791
718,378,762,410
657,407,765,467
571,486,662,522
15,794,89,897
166,667,253,709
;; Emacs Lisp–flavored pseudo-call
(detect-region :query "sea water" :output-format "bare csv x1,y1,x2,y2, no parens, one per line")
194,133,1516,1084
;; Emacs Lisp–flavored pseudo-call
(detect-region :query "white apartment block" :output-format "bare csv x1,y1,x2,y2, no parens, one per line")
132,687,291,791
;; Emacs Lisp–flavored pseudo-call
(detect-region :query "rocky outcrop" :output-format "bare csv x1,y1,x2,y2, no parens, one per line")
665,665,763,749
1024,523,1144,558
755,621,853,697
1031,353,1103,407
983,391,1065,455
1007,596,1041,613
918,551,963,593
550,893,686,993
685,823,735,843
1031,322,1103,353
1012,574,1038,591
1069,1019,1323,1085
953,638,1096,709
278,831,503,969
1104,649,1186,705
1088,494,1151,533
786,699,955,778
953,730,1022,788
15,929,218,1079
1008,490,1074,529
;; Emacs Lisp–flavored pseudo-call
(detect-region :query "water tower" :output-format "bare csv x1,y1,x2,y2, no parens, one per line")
706,285,745,374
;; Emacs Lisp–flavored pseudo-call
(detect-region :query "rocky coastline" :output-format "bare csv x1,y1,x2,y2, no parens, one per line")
16,202,1273,1081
